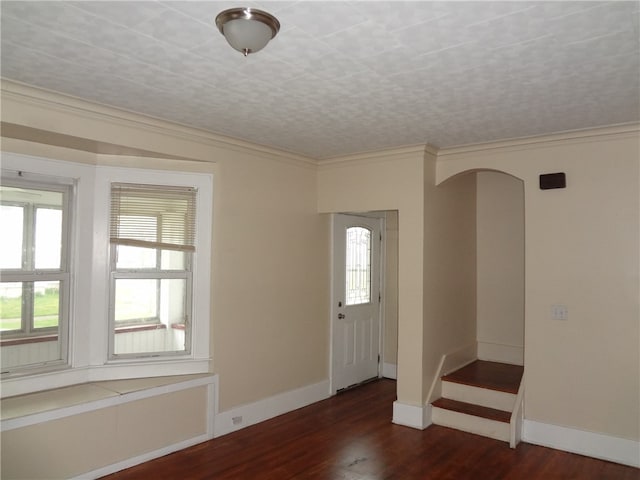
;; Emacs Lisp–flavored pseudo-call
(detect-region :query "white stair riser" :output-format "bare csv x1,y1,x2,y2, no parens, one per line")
442,381,516,412
432,407,510,442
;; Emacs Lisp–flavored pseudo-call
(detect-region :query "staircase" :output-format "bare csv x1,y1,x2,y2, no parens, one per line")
431,360,524,446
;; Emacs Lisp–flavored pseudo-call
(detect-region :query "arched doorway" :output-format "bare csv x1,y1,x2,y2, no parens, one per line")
436,168,525,365
476,171,525,365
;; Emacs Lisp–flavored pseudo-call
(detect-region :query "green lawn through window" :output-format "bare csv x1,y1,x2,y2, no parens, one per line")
0,290,59,331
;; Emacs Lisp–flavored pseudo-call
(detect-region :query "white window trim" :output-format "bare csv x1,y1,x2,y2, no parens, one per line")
1,153,213,397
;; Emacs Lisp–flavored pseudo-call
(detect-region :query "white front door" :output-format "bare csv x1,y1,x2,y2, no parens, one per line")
332,214,382,393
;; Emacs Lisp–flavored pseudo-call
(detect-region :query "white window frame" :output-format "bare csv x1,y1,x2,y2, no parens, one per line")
0,153,213,397
0,173,73,373
107,182,195,359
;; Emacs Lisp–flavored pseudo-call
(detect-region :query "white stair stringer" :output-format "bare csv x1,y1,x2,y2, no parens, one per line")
441,381,516,412
432,406,510,442
509,373,525,448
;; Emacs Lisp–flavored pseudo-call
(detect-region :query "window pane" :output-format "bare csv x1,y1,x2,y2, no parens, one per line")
113,278,188,356
161,249,186,270
34,281,60,329
0,282,22,332
35,208,62,269
115,279,159,323
116,245,158,269
0,205,24,269
345,227,371,306
0,180,69,374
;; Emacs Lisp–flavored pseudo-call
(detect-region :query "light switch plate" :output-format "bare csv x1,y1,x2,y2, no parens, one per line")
551,304,568,321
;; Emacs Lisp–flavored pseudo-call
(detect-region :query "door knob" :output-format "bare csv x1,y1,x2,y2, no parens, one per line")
338,313,345,319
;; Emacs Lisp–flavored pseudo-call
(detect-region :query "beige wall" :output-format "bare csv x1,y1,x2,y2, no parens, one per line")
383,210,399,366
318,148,426,406
212,151,329,410
476,171,525,363
2,81,638,464
318,148,477,407
1,387,207,479
423,153,478,399
437,128,640,441
1,82,330,412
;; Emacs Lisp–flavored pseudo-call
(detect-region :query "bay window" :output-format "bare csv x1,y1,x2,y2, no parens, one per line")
0,153,212,397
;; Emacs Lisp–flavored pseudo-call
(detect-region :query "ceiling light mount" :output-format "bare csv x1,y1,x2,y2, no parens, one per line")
215,7,280,57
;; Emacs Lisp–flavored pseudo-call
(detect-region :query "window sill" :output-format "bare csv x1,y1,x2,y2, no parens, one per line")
0,334,58,347
1,373,217,431
0,323,173,345
114,324,166,334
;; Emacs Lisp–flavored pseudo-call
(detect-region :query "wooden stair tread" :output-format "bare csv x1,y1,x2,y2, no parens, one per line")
442,360,523,394
432,398,511,423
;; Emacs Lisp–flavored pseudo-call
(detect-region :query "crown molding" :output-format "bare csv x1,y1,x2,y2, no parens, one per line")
0,80,317,168
437,123,640,159
5,80,635,167
318,143,434,169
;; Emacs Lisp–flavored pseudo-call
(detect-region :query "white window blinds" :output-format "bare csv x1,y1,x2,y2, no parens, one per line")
110,183,197,252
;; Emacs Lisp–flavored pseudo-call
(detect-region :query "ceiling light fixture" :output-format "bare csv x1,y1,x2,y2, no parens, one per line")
215,7,280,57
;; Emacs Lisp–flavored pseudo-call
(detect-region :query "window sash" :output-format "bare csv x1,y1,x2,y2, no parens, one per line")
0,276,68,337
108,183,195,357
0,156,213,393
110,183,197,252
0,173,72,372
108,271,193,357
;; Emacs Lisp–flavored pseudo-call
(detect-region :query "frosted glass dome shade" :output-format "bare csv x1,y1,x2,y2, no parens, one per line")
216,8,280,56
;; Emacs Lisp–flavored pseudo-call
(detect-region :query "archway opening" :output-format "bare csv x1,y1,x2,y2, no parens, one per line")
476,171,525,366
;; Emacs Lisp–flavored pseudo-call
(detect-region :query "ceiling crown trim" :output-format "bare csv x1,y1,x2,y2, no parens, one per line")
437,123,640,159
0,80,318,168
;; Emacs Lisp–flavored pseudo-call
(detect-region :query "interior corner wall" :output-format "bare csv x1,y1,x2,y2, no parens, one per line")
476,171,525,365
422,155,477,401
317,150,425,406
383,210,399,369
436,129,640,442
212,151,329,411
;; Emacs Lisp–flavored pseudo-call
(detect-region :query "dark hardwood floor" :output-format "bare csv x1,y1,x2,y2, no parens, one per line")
441,360,524,394
102,379,638,480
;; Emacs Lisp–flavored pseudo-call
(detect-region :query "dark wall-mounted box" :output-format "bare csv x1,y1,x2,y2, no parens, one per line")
539,172,566,190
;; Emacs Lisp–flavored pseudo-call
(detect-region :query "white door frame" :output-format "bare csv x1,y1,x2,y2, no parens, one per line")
329,212,386,395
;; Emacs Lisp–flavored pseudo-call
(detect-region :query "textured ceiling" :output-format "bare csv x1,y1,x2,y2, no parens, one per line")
1,1,639,159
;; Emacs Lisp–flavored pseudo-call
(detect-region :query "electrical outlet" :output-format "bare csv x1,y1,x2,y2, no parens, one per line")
551,304,568,321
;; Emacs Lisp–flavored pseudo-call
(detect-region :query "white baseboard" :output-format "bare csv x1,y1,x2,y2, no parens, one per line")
214,380,331,437
382,362,397,379
392,401,431,430
523,420,640,468
74,433,211,479
442,343,478,375
477,341,524,366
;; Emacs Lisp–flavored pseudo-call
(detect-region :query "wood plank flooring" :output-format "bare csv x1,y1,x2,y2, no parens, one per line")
442,360,524,394
102,379,638,480
431,398,511,423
